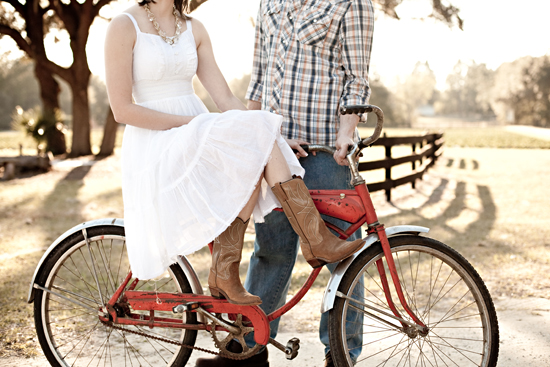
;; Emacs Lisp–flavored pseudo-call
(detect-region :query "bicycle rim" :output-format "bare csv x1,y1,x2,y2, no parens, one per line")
329,235,499,367
34,226,196,367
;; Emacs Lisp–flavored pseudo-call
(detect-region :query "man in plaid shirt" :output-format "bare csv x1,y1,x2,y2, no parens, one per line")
196,0,374,366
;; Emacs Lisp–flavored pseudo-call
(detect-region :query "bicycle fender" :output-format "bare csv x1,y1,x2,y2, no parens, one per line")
27,218,204,303
320,225,429,314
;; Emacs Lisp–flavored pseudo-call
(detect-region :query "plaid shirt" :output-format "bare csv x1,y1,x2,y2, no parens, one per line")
246,0,374,146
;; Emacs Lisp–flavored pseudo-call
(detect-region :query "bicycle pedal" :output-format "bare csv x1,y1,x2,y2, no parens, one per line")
285,337,300,360
172,301,200,313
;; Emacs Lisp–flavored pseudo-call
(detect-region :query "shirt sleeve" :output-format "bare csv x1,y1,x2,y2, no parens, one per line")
339,0,374,107
245,4,266,102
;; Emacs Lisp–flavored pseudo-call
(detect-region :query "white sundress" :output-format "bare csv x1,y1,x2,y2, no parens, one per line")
120,13,305,280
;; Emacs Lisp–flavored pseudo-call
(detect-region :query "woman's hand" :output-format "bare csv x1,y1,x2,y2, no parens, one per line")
285,138,310,158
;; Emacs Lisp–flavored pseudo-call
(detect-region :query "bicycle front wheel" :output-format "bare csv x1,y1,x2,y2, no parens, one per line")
328,235,499,367
33,225,198,367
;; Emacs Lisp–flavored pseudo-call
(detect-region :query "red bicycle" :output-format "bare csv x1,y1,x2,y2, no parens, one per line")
28,105,499,367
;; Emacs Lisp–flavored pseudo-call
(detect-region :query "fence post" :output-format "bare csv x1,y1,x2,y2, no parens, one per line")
427,135,434,165
420,138,424,166
411,142,416,189
384,133,392,201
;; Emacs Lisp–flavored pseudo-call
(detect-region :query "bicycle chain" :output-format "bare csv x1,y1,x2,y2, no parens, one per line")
100,319,252,361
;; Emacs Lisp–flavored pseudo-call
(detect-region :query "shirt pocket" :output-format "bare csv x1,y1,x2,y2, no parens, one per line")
297,0,350,46
262,0,283,36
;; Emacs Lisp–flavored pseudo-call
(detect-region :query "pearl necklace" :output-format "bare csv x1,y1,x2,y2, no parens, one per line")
144,3,183,45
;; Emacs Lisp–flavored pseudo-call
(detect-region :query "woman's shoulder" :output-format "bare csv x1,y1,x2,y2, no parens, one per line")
109,5,142,29
106,6,142,45
188,17,206,33
187,17,209,45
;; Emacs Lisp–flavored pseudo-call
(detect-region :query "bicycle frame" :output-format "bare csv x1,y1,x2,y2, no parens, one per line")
97,177,427,344
29,104,429,350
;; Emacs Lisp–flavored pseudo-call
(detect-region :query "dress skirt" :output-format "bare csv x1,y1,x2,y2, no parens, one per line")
121,97,304,280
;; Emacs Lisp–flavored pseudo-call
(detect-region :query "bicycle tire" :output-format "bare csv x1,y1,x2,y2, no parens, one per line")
328,235,499,367
33,225,198,367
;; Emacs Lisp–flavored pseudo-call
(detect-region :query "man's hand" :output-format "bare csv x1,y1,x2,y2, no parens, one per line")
334,136,354,166
334,114,360,166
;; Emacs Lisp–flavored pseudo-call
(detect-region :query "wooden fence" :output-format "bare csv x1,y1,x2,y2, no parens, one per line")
359,132,444,201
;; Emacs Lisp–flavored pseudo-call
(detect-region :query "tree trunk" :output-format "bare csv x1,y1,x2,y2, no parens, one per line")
97,107,118,157
68,76,92,157
34,62,67,155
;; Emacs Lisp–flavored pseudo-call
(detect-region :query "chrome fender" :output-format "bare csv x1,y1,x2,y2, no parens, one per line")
320,225,429,314
27,218,203,303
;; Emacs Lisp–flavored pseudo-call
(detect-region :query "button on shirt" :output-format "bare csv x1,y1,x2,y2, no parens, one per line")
246,0,374,146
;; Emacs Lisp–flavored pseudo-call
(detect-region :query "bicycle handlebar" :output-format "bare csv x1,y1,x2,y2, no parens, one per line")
297,105,385,155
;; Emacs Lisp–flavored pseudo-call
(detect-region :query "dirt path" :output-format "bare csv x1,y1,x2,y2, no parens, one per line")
2,147,550,366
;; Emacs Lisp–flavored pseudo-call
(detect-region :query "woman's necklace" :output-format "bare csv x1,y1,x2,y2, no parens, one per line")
144,3,183,45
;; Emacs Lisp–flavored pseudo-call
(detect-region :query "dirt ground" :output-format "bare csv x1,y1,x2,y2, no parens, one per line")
1,145,550,366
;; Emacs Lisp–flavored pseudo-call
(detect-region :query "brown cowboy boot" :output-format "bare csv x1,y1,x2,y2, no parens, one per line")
271,177,365,268
209,218,262,305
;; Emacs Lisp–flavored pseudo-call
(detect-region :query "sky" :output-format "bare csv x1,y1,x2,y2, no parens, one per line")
3,0,550,90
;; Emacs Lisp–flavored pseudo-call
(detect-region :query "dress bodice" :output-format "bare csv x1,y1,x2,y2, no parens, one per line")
123,13,198,104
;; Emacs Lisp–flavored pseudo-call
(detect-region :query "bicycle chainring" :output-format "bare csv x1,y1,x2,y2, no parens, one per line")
210,313,262,359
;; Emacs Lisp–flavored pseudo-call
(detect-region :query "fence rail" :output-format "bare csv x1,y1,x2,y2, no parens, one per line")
359,133,444,201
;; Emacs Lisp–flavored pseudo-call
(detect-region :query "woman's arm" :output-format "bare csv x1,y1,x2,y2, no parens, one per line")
104,13,195,130
193,19,246,112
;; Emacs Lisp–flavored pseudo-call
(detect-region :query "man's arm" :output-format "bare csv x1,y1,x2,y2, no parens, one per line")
339,0,374,107
335,0,375,165
246,3,267,105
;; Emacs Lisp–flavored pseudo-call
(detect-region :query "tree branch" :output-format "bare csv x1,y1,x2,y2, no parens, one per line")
40,57,72,82
1,0,26,16
431,0,463,29
92,0,115,18
0,23,32,56
49,0,78,36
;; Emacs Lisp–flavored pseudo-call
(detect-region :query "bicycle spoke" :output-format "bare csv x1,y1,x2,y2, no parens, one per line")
431,298,478,327
67,255,102,303
378,333,408,367
56,270,100,305
423,259,444,320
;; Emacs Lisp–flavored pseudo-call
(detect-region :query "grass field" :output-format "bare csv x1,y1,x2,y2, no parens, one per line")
1,124,550,155
1,125,550,358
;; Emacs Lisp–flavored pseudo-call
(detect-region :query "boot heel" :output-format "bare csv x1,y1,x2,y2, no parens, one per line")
209,288,222,299
307,258,326,268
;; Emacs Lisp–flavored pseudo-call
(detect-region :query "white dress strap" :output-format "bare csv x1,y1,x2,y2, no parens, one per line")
122,13,141,34
185,19,197,48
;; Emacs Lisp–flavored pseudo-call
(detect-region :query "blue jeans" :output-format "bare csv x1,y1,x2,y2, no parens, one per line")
244,152,364,362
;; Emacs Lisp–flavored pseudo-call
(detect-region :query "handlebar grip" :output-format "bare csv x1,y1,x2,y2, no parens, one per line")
339,105,374,115
339,104,384,148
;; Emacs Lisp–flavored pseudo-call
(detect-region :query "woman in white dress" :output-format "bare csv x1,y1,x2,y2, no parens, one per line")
104,0,365,306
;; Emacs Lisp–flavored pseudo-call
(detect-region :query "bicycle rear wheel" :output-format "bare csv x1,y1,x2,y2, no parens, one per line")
33,225,198,367
328,235,499,367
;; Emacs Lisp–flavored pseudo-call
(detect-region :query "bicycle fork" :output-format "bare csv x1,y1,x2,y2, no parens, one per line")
349,154,428,335
370,224,428,335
